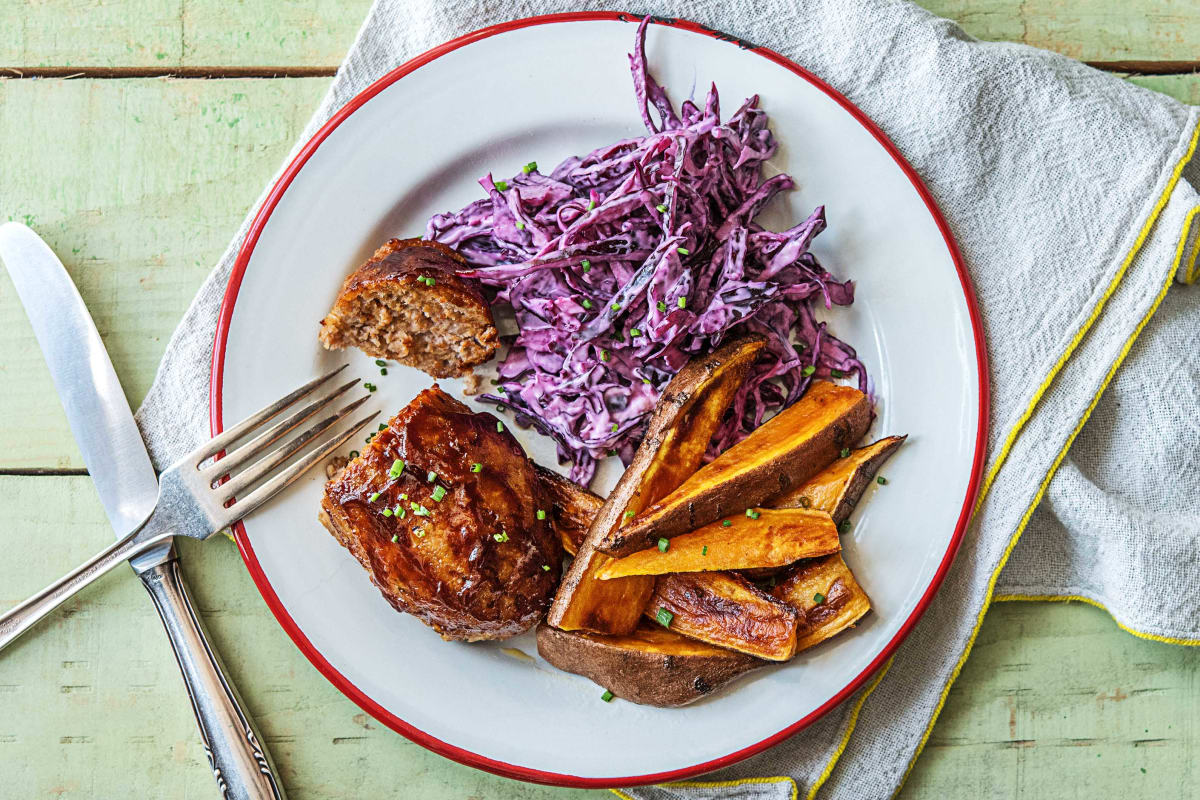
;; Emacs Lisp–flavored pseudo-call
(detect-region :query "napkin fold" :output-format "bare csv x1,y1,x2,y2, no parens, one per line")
135,1,1200,798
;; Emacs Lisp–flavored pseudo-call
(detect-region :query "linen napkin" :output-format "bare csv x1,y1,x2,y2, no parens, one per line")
135,1,1200,798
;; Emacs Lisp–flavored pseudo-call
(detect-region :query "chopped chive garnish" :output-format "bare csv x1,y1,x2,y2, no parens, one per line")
522,161,537,173
581,298,592,309
611,422,618,432
426,470,437,483
840,448,850,458
397,507,406,518
677,247,689,255
802,365,816,377
630,328,641,337
410,502,430,516
677,297,687,309
391,534,398,542
657,537,669,553
414,527,425,537
379,423,387,431
348,450,359,459
494,180,508,191
702,546,708,556
470,462,482,473
745,508,761,519
656,300,667,312
581,259,591,272
431,485,447,502
515,221,525,230
389,459,405,478
366,433,375,443
425,277,435,287
623,510,635,519
721,519,732,527
601,689,614,702
877,476,888,485
382,508,393,517
399,493,408,500
364,382,377,392
839,520,852,534
813,592,826,605
599,349,609,362
587,199,596,211
656,203,667,213
380,368,387,375
493,531,510,542
642,378,652,385
375,359,387,367
798,496,812,508
830,368,844,378
542,564,551,571
368,492,381,503
655,608,674,628
611,302,621,311
536,509,546,520
496,421,505,433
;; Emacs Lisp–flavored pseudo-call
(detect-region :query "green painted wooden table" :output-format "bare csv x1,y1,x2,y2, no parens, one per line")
1,3,1197,797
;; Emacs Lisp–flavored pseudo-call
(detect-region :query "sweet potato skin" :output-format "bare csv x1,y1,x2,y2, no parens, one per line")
547,335,767,634
771,436,905,523
647,572,799,661
536,623,763,707
596,508,840,579
599,381,872,556
772,553,871,652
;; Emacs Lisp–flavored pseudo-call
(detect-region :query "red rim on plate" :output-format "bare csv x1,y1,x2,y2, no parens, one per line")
211,11,989,789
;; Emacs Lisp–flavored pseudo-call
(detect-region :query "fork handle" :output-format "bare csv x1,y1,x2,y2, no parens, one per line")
141,559,286,800
0,528,172,652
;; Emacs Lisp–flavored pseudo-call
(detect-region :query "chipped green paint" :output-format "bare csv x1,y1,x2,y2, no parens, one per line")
0,2,1198,798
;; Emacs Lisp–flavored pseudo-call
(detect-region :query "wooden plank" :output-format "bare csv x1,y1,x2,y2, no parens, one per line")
901,600,1199,798
1,474,1195,797
2,74,1197,469
1,0,1199,70
0,475,595,799
0,77,330,468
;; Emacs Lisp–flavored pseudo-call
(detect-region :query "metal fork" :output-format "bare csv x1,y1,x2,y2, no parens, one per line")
0,364,377,651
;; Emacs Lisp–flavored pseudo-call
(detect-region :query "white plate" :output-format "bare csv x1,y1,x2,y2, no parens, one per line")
213,13,986,787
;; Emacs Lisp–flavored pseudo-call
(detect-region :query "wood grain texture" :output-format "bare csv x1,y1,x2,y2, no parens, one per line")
2,74,1196,469
1,2,1199,797
1,0,1199,70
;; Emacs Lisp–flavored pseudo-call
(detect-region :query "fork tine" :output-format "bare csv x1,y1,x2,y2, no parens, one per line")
202,377,360,482
220,411,379,525
197,363,349,465
218,395,371,502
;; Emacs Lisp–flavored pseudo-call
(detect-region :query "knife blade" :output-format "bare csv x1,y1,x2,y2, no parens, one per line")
0,222,168,569
0,222,285,799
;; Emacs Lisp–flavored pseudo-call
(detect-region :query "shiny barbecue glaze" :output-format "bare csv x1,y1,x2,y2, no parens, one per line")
320,386,561,640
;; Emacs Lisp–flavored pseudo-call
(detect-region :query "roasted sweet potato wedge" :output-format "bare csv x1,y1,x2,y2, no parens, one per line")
771,436,905,524
535,622,763,707
535,464,603,557
647,571,799,661
547,335,767,634
598,381,872,556
772,553,871,652
595,509,840,579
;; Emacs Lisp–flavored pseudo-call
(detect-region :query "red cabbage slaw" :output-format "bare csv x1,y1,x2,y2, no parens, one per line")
427,18,867,485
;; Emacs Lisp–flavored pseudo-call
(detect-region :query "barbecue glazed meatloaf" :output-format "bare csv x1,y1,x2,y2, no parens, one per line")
319,386,562,640
318,238,499,378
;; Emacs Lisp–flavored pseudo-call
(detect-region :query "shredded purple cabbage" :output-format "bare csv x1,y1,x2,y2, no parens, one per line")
426,18,867,485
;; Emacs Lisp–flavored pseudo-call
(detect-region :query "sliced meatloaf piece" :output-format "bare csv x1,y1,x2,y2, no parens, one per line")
318,238,499,378
319,386,562,641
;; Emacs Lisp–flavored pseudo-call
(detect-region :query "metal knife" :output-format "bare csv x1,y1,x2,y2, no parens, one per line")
0,222,286,800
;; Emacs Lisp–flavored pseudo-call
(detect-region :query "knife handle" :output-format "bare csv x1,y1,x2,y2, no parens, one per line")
140,559,287,800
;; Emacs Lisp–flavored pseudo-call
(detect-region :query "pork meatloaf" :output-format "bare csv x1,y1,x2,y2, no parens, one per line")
318,238,499,378
319,386,562,640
